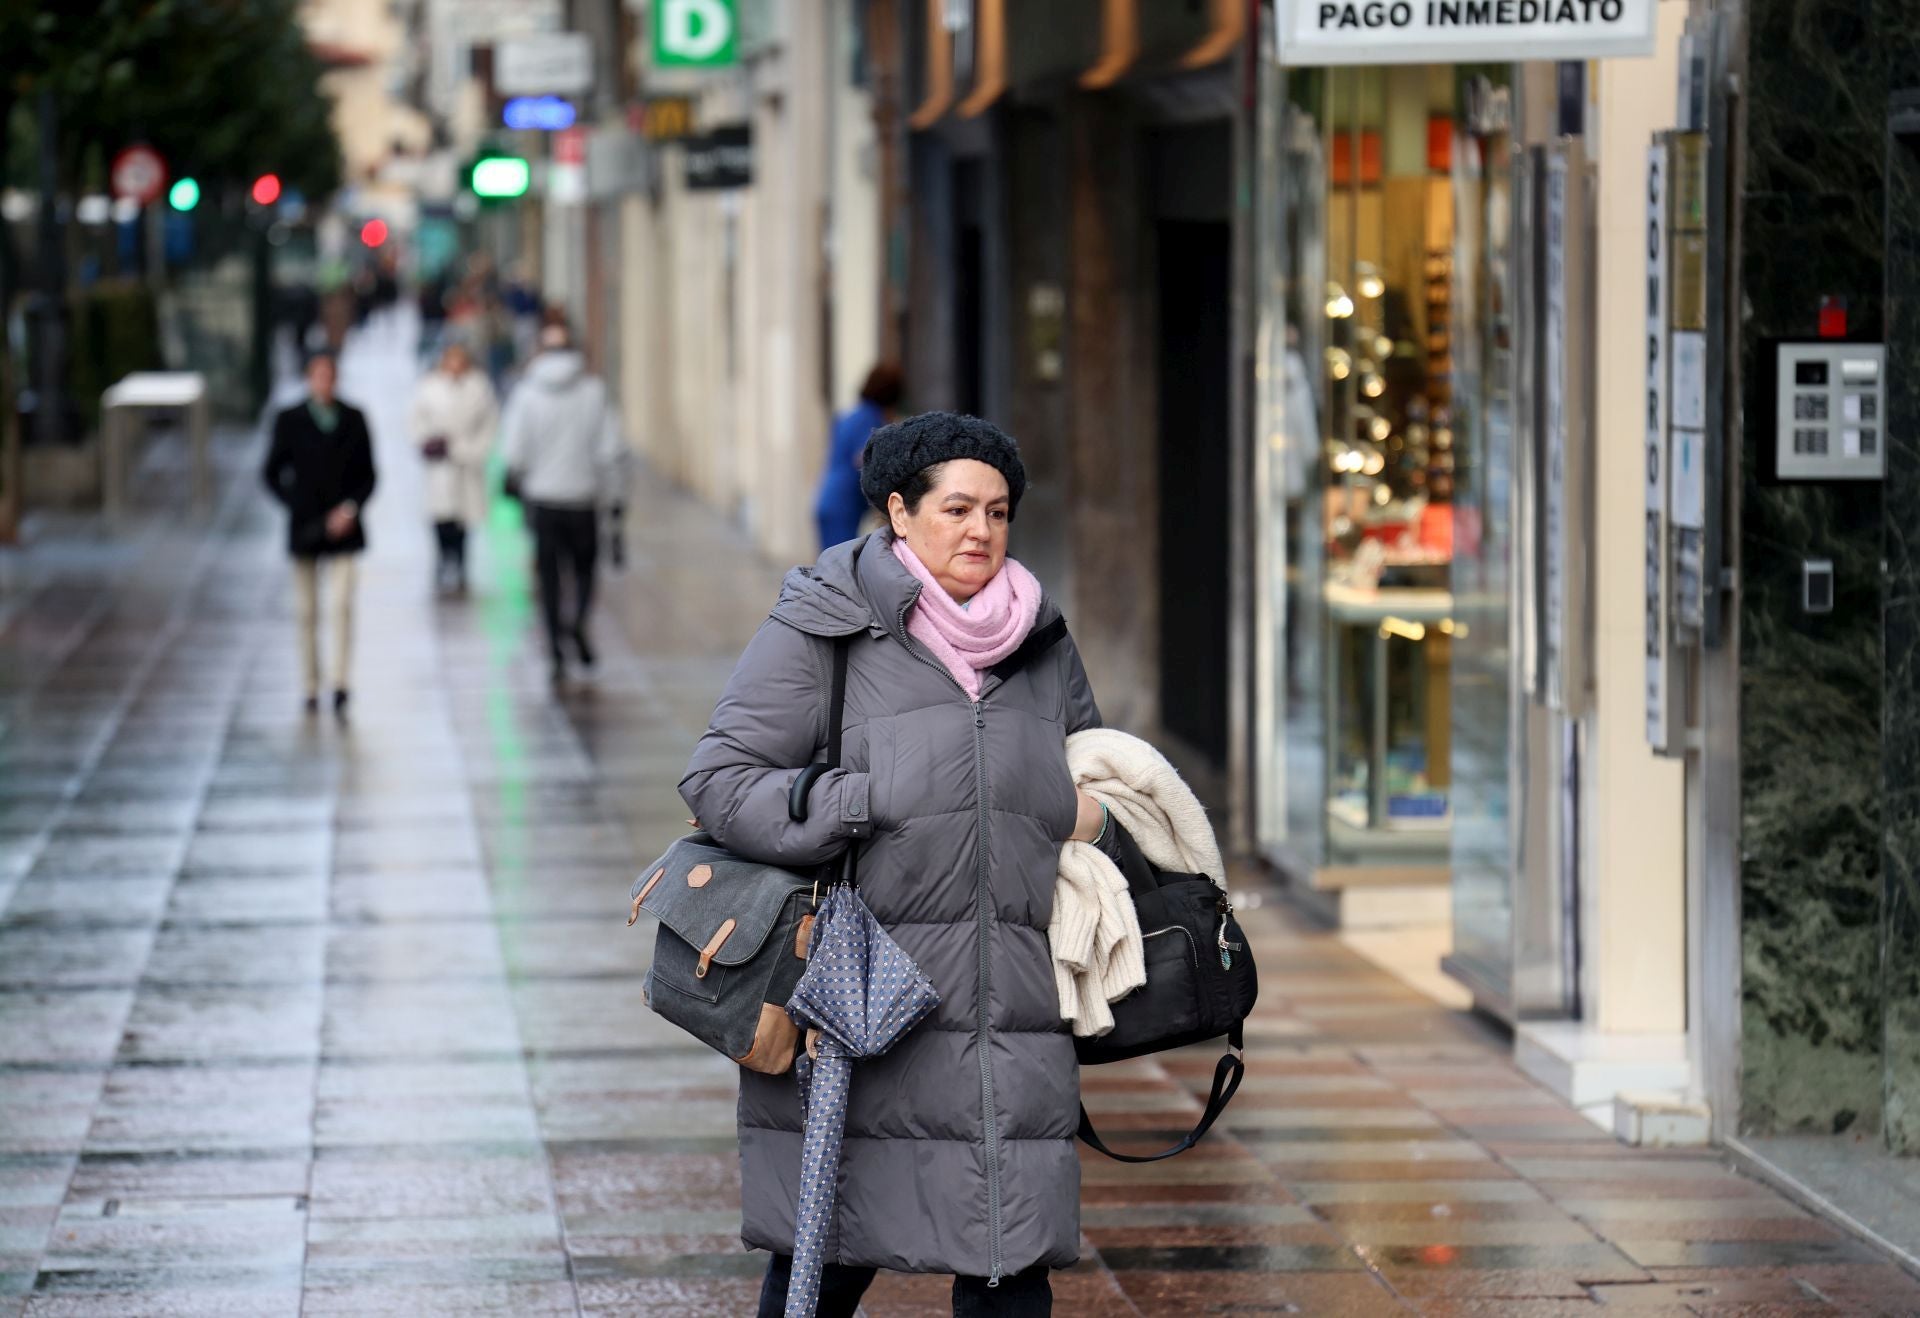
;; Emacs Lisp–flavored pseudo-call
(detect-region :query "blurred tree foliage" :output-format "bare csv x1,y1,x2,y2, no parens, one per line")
0,0,342,201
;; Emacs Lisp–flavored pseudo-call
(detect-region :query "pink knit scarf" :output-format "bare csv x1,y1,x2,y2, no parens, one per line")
891,537,1041,699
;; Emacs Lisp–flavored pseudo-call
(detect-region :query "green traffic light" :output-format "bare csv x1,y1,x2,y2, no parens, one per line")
168,177,201,211
471,155,530,199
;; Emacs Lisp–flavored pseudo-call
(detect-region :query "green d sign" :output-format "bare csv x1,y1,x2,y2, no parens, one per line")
654,0,736,68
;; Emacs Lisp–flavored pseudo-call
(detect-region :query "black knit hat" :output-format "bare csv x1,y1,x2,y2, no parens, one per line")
859,411,1028,519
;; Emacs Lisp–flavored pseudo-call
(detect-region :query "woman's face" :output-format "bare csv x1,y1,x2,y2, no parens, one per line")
888,459,1010,602
441,345,471,377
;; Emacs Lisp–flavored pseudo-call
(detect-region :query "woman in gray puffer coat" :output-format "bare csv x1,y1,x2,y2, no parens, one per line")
680,412,1111,1317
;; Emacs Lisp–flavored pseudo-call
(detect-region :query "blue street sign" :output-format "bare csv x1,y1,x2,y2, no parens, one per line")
503,97,577,132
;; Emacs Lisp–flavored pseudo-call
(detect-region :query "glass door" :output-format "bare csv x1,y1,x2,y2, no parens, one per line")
1444,72,1519,1006
1316,65,1460,868
1253,43,1329,869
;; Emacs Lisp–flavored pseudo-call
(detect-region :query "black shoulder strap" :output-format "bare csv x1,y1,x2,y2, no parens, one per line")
826,634,851,767
988,615,1068,685
1075,1025,1245,1163
788,636,852,822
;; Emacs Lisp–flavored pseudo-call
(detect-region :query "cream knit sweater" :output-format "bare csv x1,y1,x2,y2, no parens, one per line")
1051,729,1227,1037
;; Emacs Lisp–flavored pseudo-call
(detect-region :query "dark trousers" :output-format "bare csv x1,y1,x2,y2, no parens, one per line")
756,1253,1051,1317
527,503,598,659
433,520,466,579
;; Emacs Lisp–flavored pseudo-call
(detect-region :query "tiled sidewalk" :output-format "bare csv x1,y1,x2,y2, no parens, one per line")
1,319,1917,1315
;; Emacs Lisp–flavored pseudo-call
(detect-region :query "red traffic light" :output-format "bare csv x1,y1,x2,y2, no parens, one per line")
359,218,389,248
250,173,282,206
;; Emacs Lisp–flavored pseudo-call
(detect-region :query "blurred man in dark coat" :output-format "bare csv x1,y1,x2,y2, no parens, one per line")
262,351,376,719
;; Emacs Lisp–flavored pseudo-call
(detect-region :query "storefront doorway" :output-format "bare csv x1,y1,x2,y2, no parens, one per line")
1156,217,1232,768
1151,123,1234,773
953,158,986,418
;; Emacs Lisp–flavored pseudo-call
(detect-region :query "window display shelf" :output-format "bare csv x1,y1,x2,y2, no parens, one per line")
1323,580,1455,864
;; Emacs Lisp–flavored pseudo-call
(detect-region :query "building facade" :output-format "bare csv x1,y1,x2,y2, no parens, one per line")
607,0,881,568
862,0,1920,1204
589,0,1920,1226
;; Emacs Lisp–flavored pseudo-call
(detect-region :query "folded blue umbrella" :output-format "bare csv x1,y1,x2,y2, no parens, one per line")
783,883,940,1318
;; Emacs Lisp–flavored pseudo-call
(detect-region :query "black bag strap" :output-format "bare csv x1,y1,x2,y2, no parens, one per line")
786,636,853,820
988,614,1068,685
825,634,850,767
1075,1025,1245,1163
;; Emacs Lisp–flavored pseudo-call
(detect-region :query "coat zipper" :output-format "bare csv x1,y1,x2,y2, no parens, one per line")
970,695,1003,1286
891,594,1007,1286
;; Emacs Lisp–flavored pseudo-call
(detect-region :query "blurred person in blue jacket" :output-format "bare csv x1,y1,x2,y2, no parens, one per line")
814,362,902,551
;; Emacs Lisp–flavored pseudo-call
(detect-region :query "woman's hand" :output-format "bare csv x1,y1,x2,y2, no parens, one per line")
1070,790,1106,843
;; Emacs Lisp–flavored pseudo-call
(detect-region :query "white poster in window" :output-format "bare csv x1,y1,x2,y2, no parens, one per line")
1670,330,1707,531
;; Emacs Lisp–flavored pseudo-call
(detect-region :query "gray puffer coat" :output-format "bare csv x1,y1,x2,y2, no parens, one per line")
679,531,1099,1281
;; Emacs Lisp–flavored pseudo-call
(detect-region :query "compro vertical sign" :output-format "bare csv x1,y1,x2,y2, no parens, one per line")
1645,139,1676,754
654,0,737,68
1279,0,1655,64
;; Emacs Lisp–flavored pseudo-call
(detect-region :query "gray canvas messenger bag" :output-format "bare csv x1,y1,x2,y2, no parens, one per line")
626,638,850,1075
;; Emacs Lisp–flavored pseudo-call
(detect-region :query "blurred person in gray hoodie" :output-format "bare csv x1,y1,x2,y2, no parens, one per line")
501,323,631,684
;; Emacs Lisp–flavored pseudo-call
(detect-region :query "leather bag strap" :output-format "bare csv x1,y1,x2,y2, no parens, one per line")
824,637,857,888
825,635,850,767
1075,1025,1245,1163
988,614,1067,685
786,636,853,820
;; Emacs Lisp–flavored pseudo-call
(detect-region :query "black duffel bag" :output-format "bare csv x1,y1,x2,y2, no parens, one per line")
1074,821,1258,1162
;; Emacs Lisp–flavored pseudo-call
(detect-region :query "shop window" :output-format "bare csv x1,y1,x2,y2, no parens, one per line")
1256,59,1515,880
1314,64,1458,865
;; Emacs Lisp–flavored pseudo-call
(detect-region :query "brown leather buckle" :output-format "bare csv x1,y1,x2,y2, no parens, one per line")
695,918,737,978
627,868,665,925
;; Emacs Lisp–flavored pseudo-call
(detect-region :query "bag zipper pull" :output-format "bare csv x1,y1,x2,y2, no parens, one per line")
1216,913,1243,970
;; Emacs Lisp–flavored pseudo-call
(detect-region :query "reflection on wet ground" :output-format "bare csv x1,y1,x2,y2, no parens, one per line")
3,319,1918,1314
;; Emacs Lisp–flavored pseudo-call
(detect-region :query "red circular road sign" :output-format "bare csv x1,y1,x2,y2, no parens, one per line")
110,145,168,205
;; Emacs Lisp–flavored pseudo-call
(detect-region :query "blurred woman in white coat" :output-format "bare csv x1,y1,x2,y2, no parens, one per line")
409,341,498,593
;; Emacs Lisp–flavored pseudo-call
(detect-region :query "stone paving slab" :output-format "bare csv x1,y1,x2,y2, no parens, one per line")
2,318,1919,1315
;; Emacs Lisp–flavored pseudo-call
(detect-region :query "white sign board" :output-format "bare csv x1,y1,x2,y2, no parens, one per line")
497,32,594,96
447,0,562,42
1279,0,1656,65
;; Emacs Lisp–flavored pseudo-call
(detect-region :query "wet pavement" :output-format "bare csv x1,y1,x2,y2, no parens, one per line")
3,319,1919,1315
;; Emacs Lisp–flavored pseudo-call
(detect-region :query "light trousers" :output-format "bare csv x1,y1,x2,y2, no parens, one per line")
293,555,358,696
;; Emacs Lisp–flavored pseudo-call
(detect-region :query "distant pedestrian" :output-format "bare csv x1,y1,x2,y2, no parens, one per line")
417,270,451,357
814,362,902,551
262,351,376,720
500,323,629,685
683,411,1108,1315
409,341,498,594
